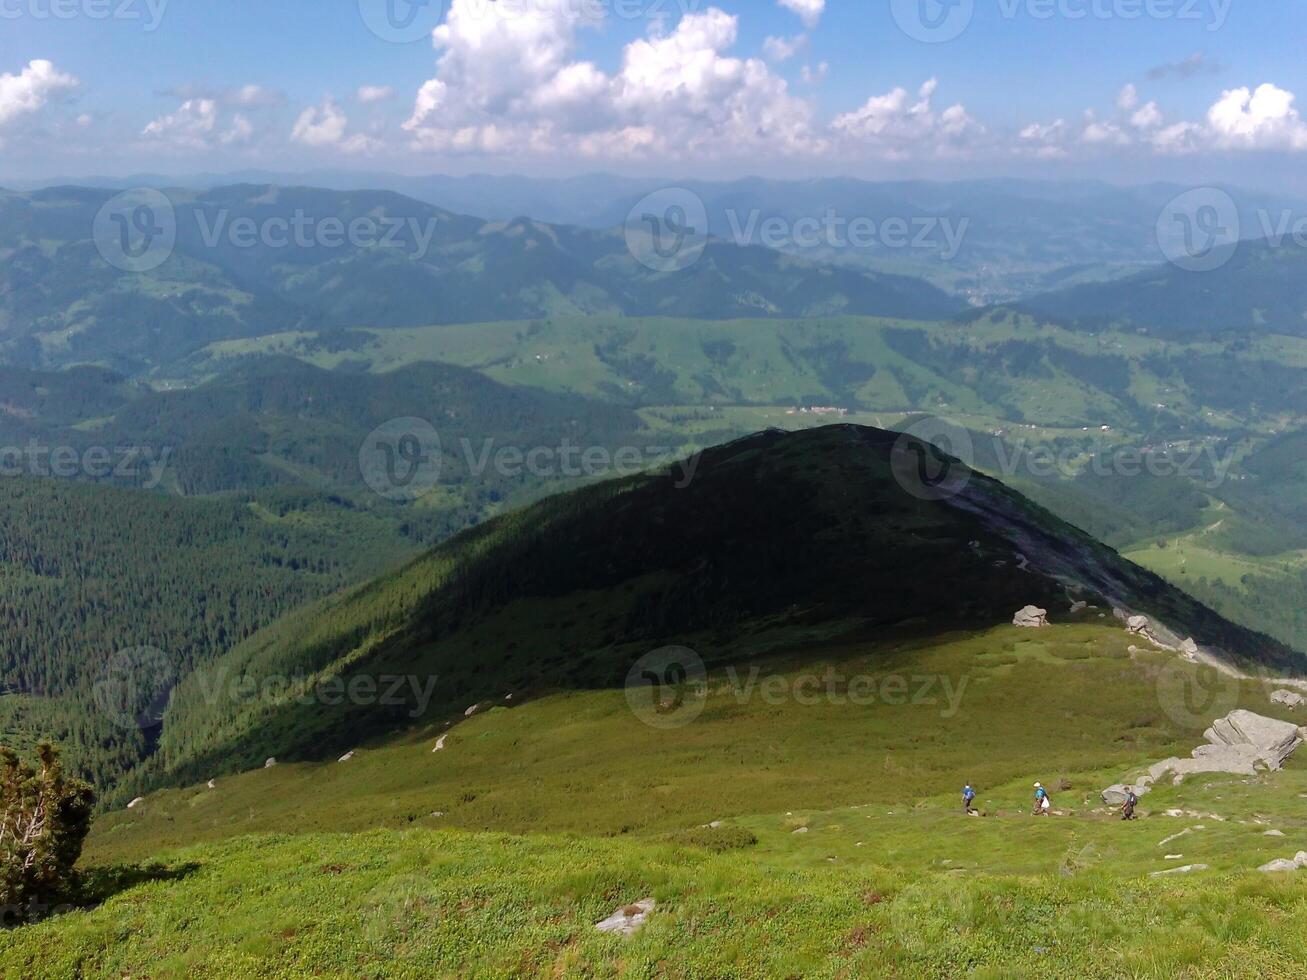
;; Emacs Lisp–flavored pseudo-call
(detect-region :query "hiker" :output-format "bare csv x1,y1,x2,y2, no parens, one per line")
1121,787,1138,821
962,783,977,815
1033,782,1050,816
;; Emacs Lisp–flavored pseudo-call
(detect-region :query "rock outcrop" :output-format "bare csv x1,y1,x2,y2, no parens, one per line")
1013,606,1048,628
595,899,656,937
1271,690,1305,709
1259,852,1307,873
1102,710,1306,802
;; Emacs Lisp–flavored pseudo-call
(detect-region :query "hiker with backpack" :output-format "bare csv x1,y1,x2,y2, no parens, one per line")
962,783,977,815
1033,782,1051,816
1121,787,1138,821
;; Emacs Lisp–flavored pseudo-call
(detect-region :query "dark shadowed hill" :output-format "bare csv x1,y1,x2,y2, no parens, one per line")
122,424,1303,803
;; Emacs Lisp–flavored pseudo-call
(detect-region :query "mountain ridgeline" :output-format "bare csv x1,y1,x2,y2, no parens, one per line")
120,425,1303,805
0,185,961,374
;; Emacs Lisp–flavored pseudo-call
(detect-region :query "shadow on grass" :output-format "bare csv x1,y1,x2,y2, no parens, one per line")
2,862,200,930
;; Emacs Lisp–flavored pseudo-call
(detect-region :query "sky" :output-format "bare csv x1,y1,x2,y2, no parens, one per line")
4,0,1307,188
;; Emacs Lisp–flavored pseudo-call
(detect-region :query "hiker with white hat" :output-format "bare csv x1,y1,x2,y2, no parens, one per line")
1032,781,1051,816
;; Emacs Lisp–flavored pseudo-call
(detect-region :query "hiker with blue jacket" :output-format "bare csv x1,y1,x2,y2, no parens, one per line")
962,783,977,814
1033,782,1051,816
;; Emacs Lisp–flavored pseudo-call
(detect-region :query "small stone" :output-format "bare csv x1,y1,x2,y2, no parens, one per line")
432,735,448,753
464,703,481,718
1259,859,1299,873
264,758,277,769
338,751,355,763
127,797,145,809
1264,829,1286,837
595,899,655,937
206,779,216,790
1150,864,1208,876
792,827,809,834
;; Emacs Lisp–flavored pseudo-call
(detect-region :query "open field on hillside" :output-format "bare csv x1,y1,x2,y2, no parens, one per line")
10,625,1307,978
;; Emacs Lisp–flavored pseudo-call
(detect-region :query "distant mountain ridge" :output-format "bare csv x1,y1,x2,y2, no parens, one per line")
10,173,1304,304
0,184,961,375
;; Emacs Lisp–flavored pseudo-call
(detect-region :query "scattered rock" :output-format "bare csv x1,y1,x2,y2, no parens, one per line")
432,735,448,753
430,811,445,818
792,827,809,835
1260,858,1298,873
504,694,514,702
1101,784,1148,806
264,758,277,769
206,779,216,790
1150,864,1208,877
1180,638,1199,660
702,820,724,829
464,703,481,718
1271,690,1305,709
1126,615,1150,635
1164,854,1184,860
1105,710,1306,799
1013,605,1049,629
1264,829,1286,837
127,797,144,809
1070,601,1088,614
595,898,655,937
338,751,355,763
1158,828,1193,848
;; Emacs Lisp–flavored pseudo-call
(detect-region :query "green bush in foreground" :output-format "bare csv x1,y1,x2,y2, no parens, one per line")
1,744,95,924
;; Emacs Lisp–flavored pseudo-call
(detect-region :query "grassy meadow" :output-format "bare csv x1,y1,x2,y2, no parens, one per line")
11,624,1307,977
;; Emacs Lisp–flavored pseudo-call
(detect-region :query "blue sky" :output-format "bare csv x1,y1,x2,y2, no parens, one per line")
4,0,1307,187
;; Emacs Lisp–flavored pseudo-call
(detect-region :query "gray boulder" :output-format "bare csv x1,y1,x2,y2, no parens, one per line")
1259,858,1300,873
595,899,656,937
1203,710,1303,770
1101,784,1150,805
1126,615,1150,635
264,757,277,769
1271,690,1305,709
1013,606,1049,628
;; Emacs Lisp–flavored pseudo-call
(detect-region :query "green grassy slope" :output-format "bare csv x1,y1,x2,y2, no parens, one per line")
14,623,1307,978
111,425,1302,810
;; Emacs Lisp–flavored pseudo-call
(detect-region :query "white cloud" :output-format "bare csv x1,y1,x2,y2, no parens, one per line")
142,99,218,148
357,85,395,104
778,0,824,29
802,62,828,86
1117,84,1139,112
404,3,822,159
291,98,348,147
0,60,78,129
832,79,983,157
221,113,254,145
763,34,803,62
1130,101,1163,130
1206,83,1307,151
